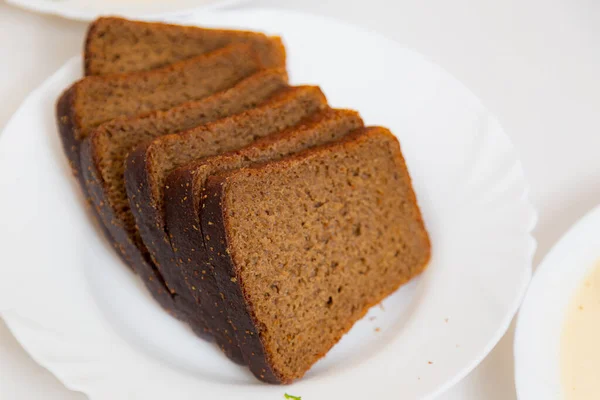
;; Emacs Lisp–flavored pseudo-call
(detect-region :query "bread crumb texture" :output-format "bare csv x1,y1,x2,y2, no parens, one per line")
222,128,430,381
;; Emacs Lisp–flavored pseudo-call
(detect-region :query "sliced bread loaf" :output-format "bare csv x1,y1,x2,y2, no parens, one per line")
81,68,288,268
163,108,363,369
57,42,284,183
200,127,431,383
85,17,286,76
80,70,290,349
124,86,328,360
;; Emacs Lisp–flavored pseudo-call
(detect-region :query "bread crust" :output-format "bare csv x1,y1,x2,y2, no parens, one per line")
56,86,82,185
164,168,215,321
83,18,101,76
201,176,283,383
57,86,147,271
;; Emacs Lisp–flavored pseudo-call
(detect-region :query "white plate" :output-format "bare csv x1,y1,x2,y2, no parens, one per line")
5,0,248,22
0,9,536,400
514,205,600,399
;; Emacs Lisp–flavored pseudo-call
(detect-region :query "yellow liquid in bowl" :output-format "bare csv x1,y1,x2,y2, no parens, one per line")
561,262,600,399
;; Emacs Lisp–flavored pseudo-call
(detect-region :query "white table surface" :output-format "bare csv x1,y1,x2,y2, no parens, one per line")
1,0,599,398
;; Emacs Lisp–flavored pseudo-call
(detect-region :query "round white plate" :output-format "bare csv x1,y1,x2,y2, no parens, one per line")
5,0,248,22
0,9,536,400
514,205,600,399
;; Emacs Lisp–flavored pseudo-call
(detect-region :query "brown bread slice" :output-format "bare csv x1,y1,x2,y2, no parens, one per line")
85,17,286,76
163,108,363,370
80,70,290,347
57,42,284,183
200,127,431,383
124,86,328,361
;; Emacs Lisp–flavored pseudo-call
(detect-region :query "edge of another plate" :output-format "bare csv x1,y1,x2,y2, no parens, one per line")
4,0,250,22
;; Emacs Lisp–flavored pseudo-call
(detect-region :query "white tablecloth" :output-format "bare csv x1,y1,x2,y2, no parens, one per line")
1,0,599,398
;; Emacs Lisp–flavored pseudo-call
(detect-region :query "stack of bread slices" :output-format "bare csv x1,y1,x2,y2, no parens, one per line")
56,17,431,384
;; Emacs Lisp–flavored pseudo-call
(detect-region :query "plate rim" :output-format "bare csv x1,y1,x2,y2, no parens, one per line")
0,8,538,399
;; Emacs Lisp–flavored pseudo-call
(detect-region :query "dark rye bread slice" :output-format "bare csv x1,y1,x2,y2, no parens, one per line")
85,17,285,76
201,127,431,383
124,86,328,361
80,70,290,340
57,42,284,183
163,108,363,368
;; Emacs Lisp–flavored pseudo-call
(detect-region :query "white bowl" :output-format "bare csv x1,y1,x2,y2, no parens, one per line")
514,204,600,399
